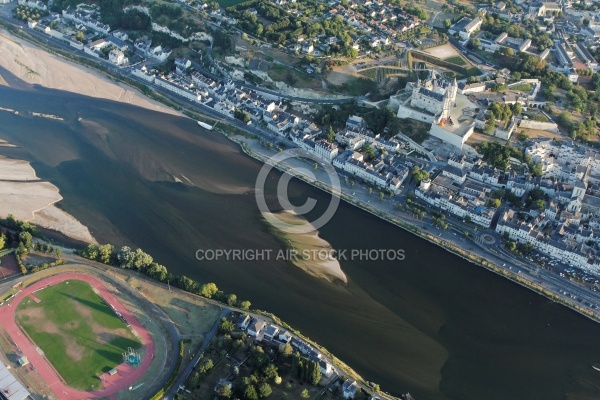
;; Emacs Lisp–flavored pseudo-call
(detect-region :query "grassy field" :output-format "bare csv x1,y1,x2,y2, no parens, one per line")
215,0,246,7
512,83,532,92
118,273,221,350
16,280,141,390
444,56,467,66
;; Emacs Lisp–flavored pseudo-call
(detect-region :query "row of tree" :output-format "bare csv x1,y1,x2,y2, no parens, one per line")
79,243,252,310
290,353,321,385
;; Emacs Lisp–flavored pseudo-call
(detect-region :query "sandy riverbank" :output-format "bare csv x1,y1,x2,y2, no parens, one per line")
0,154,96,244
0,28,184,244
262,210,347,283
0,29,179,116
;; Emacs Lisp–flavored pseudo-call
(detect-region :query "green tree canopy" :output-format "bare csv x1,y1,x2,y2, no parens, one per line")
200,282,219,298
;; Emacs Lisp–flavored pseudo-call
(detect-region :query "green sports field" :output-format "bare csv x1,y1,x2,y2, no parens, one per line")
215,0,246,7
16,280,141,390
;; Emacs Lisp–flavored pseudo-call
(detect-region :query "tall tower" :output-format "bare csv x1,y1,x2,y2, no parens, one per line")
451,77,458,105
441,90,452,120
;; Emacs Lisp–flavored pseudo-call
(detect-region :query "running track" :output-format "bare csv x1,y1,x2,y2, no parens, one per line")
0,273,155,399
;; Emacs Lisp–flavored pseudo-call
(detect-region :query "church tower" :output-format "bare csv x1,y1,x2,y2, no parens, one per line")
450,77,458,106
440,90,452,120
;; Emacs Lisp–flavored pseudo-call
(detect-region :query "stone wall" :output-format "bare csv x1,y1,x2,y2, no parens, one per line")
519,119,559,132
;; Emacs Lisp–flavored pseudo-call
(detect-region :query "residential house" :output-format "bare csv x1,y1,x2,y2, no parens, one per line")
342,380,360,399
238,314,252,330
247,319,266,337
108,49,127,66
263,325,280,341
278,330,292,343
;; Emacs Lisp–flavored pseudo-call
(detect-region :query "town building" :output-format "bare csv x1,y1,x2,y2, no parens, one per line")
448,17,483,41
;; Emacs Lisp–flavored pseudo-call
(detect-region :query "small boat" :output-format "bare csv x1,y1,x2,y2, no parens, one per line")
197,120,214,130
592,365,600,372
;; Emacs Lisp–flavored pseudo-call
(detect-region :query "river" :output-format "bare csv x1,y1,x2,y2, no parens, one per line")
0,79,599,399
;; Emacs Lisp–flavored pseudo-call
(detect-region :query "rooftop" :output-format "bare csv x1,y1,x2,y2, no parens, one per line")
0,360,30,400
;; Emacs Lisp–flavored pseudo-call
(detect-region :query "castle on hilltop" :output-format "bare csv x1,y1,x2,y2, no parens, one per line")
395,70,475,150
409,70,458,121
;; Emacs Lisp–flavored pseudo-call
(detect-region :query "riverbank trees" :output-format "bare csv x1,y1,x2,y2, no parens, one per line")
78,243,252,310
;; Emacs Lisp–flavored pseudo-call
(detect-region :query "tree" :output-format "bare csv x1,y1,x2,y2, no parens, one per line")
362,144,376,160
200,282,219,298
489,198,501,208
492,189,505,199
234,109,251,123
0,233,6,251
147,262,169,282
132,248,153,270
244,384,259,400
226,293,237,306
16,242,26,257
258,382,272,398
281,342,293,357
512,102,522,116
309,359,321,385
534,199,546,210
198,358,214,374
118,246,133,267
518,242,533,255
81,243,99,260
492,83,507,93
263,364,278,380
530,162,543,177
411,167,429,184
506,241,517,252
217,384,232,398
240,300,251,311
301,389,310,399
97,244,113,264
178,275,198,292
467,38,480,50
326,125,335,142
444,19,451,28
219,318,235,334
17,231,32,252
528,187,545,201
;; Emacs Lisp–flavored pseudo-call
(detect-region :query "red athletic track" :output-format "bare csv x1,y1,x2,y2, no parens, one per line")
0,273,155,399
